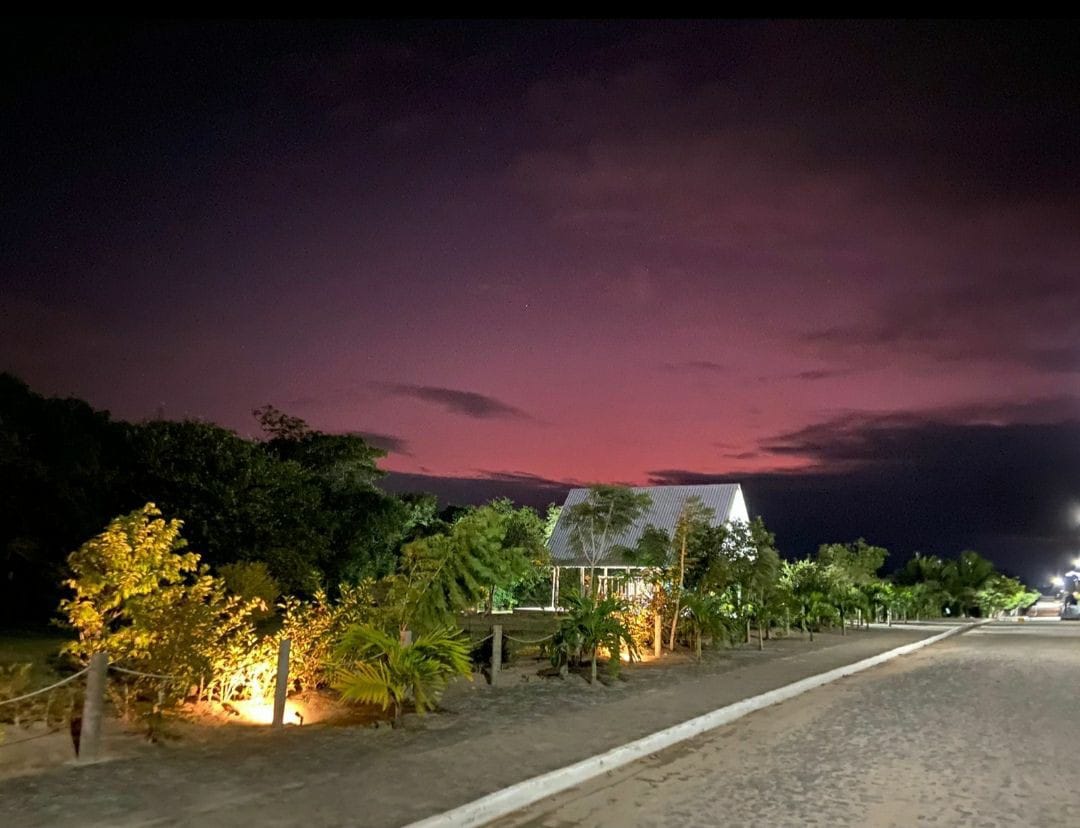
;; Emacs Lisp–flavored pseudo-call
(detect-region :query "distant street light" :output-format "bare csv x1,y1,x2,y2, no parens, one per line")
1051,575,1065,588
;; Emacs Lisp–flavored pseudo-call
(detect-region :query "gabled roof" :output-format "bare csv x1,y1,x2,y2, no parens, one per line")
547,484,748,567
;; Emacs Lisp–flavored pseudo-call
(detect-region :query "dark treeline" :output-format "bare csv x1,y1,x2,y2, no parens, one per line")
0,374,445,625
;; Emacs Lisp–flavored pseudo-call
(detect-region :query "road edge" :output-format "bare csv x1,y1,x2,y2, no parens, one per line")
403,622,977,828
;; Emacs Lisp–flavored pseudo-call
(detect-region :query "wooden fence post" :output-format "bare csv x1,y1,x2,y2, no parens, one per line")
490,624,502,686
272,638,291,728
653,612,662,658
78,651,108,762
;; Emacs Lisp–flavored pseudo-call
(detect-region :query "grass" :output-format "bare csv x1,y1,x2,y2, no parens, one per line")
0,632,69,687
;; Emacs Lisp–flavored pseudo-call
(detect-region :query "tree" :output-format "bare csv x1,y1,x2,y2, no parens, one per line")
59,504,263,692
862,580,895,625
252,404,310,441
680,589,734,659
780,559,831,641
551,591,638,683
976,573,1038,618
941,550,996,616
747,542,781,649
486,499,551,611
334,623,471,726
0,373,130,625
124,419,329,592
666,498,714,650
683,517,777,647
894,553,949,617
563,486,651,593
818,540,888,634
385,504,537,634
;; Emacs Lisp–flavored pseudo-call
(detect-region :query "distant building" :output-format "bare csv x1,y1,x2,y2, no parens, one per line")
522,483,750,610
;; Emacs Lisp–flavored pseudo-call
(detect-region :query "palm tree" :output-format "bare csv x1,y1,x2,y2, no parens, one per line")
780,559,831,641
333,623,471,726
680,589,734,659
552,592,638,683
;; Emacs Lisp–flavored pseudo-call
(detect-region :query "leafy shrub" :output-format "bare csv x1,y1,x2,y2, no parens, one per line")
58,504,264,702
277,581,378,692
334,623,471,725
219,561,280,621
552,592,638,683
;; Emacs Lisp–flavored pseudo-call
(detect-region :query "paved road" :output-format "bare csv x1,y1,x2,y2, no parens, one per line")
497,622,1080,827
1,629,935,827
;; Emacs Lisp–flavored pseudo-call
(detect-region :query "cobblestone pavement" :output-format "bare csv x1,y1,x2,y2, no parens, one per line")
0,628,934,827
497,621,1080,828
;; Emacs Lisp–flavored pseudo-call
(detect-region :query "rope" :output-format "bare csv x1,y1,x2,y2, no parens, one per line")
108,665,180,681
503,633,555,645
471,634,494,645
0,667,90,707
0,726,67,750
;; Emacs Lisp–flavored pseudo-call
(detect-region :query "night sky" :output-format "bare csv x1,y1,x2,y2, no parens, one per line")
3,21,1078,583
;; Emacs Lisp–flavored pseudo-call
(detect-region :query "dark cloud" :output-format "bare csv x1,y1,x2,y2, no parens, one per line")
662,360,727,373
723,451,761,461
375,383,531,420
649,410,1080,584
380,470,572,510
763,397,1080,466
792,368,858,381
351,431,409,455
803,269,1080,375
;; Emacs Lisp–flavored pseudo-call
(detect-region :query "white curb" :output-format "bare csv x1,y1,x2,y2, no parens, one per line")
403,623,976,828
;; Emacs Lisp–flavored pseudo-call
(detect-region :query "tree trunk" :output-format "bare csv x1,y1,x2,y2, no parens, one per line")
694,630,702,660
761,591,770,641
590,650,598,684
745,617,751,644
667,533,688,650
757,618,764,651
840,607,846,635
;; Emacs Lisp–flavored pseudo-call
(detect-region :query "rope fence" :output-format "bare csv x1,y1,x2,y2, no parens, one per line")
108,665,181,681
4,617,561,755
504,633,555,645
0,666,90,707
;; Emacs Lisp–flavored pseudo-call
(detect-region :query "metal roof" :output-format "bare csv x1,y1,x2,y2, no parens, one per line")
547,484,746,566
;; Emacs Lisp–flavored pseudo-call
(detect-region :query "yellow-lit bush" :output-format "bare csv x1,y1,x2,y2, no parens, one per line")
59,504,265,704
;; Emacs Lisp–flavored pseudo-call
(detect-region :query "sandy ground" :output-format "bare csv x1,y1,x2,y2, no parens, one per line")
495,620,1080,827
0,627,935,827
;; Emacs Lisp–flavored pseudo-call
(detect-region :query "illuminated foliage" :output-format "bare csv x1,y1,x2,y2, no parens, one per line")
386,503,540,632
334,623,471,725
551,591,638,682
59,504,264,696
661,498,713,647
277,582,379,691
218,561,280,621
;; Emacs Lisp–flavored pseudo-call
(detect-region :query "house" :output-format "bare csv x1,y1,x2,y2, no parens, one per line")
522,483,750,610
